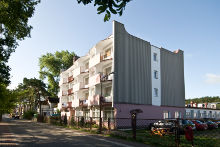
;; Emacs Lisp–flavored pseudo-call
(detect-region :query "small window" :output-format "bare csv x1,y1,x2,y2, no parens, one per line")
153,53,157,61
104,86,112,97
105,66,112,75
84,77,89,85
154,70,158,79
163,111,170,119
154,88,158,97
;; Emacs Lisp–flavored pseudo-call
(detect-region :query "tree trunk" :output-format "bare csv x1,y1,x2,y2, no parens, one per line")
0,113,2,122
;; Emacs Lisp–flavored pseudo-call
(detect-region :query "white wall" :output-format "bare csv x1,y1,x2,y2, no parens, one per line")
151,45,161,106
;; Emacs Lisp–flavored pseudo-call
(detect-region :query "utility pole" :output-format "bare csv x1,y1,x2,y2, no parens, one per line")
99,73,103,133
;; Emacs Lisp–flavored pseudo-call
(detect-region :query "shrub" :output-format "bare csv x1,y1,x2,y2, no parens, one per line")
23,110,36,120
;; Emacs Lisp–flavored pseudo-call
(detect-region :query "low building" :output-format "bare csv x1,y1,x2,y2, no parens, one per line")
185,101,220,119
38,97,59,116
185,107,220,119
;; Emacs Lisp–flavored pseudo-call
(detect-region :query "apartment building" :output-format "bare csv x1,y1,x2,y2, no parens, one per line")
58,21,185,121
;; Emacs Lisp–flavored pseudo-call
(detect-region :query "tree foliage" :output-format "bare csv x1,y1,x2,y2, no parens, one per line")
0,84,17,120
39,50,77,96
185,96,220,104
14,77,49,114
77,0,131,21
0,0,40,85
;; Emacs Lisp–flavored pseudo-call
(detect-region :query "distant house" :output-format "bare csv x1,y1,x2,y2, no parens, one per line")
37,97,59,116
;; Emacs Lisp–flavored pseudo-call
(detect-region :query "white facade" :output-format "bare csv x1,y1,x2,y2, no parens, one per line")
185,107,220,119
151,45,161,106
58,35,114,118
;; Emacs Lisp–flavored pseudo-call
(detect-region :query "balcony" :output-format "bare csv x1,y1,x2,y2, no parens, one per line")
68,88,73,95
89,53,112,68
62,91,68,96
73,66,89,77
67,102,72,108
88,95,99,106
59,77,68,86
89,74,100,87
79,100,88,107
73,82,88,92
103,96,112,103
68,75,74,83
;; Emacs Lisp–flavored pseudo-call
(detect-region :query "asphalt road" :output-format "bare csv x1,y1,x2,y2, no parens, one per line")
0,115,149,147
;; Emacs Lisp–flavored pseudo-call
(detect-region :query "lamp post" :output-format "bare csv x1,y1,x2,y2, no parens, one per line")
98,72,114,133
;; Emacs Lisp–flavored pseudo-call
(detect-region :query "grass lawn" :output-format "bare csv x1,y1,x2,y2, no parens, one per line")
110,128,220,147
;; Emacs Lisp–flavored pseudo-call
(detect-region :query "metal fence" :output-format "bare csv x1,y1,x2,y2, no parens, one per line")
46,115,220,147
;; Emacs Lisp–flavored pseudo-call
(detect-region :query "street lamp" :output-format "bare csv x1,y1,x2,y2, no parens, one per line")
98,72,114,133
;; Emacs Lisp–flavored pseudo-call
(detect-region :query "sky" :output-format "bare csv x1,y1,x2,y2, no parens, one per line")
8,0,220,99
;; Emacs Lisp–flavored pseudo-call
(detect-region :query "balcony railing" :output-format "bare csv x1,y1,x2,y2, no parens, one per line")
59,78,68,86
68,88,73,95
68,75,74,83
88,95,99,106
73,66,89,77
73,82,88,92
103,96,112,103
67,102,72,108
89,53,112,68
62,91,68,96
89,74,100,87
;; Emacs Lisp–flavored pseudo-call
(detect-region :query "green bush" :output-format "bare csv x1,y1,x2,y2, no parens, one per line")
23,110,36,120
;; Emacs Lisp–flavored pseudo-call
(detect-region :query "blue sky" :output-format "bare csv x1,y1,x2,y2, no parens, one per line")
8,0,220,99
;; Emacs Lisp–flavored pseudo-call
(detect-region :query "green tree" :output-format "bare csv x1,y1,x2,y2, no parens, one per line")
185,96,220,104
39,50,77,96
0,84,17,121
0,0,40,85
22,77,50,115
77,0,131,21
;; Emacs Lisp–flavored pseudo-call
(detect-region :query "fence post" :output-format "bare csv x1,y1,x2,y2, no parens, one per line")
108,118,111,133
131,114,136,140
175,118,180,147
90,117,92,131
77,116,80,128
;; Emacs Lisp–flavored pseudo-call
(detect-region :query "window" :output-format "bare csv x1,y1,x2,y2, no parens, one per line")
104,86,112,97
154,70,158,79
163,111,171,119
105,48,111,57
85,92,89,98
153,53,157,61
84,77,89,85
175,111,180,118
154,88,158,97
105,66,112,75
85,62,89,69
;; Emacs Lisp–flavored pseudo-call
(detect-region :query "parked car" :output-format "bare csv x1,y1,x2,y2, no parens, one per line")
150,119,177,132
192,120,207,130
215,121,220,127
201,120,218,129
181,120,196,130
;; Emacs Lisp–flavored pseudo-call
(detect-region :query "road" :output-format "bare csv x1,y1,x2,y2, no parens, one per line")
0,115,149,147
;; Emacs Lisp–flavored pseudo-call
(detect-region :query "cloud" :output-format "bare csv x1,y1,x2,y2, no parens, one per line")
205,73,220,84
